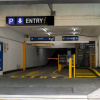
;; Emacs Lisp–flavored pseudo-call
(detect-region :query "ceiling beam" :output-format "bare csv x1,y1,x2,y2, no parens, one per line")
0,0,100,5
27,41,89,44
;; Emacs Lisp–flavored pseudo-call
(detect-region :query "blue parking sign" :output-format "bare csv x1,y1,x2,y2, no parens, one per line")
8,18,15,25
17,17,24,25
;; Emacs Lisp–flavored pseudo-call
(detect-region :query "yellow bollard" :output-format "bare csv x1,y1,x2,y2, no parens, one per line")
60,64,62,71
58,54,60,72
69,58,72,78
73,54,76,78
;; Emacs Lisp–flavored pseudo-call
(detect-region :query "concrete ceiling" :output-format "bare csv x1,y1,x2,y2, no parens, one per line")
7,26,100,37
0,0,100,4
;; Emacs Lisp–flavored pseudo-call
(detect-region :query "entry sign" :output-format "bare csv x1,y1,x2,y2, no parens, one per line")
30,37,55,41
6,16,54,26
0,43,3,71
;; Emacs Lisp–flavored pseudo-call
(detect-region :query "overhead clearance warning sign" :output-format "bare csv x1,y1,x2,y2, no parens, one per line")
6,16,54,26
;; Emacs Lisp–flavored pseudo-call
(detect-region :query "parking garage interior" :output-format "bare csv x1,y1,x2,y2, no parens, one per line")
0,26,98,79
1,1,100,99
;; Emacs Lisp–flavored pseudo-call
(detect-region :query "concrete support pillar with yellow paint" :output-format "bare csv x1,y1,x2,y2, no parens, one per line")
23,42,26,71
58,54,62,72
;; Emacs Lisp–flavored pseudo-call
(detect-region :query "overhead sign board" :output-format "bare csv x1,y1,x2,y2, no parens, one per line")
6,16,54,26
62,36,78,41
30,37,55,41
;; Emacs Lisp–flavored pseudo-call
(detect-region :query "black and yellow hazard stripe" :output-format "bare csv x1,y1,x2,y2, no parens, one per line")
1,67,100,79
9,76,65,79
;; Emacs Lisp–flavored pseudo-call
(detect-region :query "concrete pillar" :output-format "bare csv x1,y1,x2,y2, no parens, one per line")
95,40,99,67
95,35,100,67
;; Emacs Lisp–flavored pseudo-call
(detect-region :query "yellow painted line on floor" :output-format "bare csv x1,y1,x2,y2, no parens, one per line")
76,73,95,75
39,76,47,78
52,76,57,78
30,76,35,78
43,76,47,78
40,76,44,78
27,71,39,76
19,76,26,78
76,76,97,78
76,73,95,74
89,67,100,76
53,70,68,78
10,76,18,78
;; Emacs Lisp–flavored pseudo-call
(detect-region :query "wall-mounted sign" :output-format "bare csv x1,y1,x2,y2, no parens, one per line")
59,55,67,64
30,37,55,41
86,41,95,48
62,36,78,41
6,16,54,26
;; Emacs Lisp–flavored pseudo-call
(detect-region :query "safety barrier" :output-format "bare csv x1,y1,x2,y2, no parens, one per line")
58,54,76,78
69,54,75,78
58,54,64,72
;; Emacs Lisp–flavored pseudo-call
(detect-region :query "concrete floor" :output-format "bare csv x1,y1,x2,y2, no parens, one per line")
3,66,59,77
0,66,100,95
0,78,100,95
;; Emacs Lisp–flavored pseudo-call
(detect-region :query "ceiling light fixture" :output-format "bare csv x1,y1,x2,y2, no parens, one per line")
73,28,76,31
42,28,47,32
47,32,51,35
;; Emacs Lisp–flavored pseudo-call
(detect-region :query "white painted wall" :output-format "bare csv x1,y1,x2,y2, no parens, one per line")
26,45,56,68
0,27,56,74
1,4,100,26
0,27,24,73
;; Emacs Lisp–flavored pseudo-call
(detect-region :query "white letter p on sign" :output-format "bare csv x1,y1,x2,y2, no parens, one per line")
9,18,13,24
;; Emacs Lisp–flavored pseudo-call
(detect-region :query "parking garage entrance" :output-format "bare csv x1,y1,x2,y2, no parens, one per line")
1,40,100,79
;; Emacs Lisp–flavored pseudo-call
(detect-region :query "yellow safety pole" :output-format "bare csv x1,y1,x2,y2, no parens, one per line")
60,64,62,71
73,54,75,78
23,42,26,71
69,58,72,78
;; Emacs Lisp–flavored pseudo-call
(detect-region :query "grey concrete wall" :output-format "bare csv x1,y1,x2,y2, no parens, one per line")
26,46,56,68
